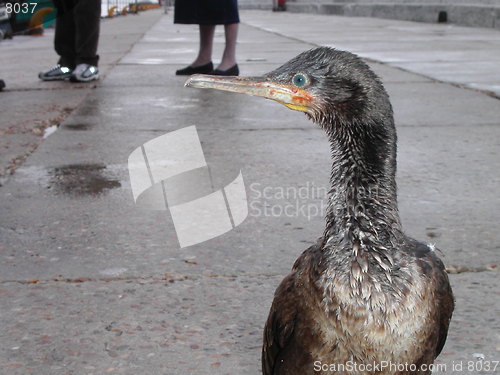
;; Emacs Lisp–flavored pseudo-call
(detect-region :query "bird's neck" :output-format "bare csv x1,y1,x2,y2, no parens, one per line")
323,121,404,252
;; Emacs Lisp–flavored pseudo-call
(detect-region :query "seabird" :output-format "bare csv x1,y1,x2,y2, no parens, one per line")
185,47,454,375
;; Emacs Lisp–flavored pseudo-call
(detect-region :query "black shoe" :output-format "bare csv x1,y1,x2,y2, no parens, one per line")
175,62,213,75
211,64,239,76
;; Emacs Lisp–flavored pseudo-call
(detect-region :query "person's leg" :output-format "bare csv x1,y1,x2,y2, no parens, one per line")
175,24,215,75
216,23,238,71
191,24,216,67
39,0,75,80
73,0,101,67
54,0,76,69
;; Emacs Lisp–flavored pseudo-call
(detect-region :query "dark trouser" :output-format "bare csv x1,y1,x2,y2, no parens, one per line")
53,0,101,69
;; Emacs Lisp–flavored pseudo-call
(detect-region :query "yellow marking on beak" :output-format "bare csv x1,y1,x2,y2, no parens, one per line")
282,103,310,112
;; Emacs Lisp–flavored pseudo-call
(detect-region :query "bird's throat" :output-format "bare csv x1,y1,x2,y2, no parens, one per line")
323,126,403,251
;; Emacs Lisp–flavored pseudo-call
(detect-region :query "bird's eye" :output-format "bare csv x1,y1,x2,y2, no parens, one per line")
292,73,308,88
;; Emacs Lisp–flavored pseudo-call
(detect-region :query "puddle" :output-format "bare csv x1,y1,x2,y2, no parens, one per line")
48,163,121,196
75,102,101,116
64,123,93,131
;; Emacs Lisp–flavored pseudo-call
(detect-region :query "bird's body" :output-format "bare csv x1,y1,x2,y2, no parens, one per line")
263,238,453,375
185,47,454,375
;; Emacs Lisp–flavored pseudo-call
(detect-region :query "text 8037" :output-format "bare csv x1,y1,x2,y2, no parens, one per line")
6,2,38,14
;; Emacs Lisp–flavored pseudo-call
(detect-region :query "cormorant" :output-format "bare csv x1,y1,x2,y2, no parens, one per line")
185,47,454,375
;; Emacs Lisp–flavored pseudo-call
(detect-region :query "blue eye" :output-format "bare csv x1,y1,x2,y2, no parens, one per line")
292,73,308,87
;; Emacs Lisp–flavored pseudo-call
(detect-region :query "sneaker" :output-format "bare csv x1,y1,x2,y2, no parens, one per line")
70,64,99,82
38,65,72,81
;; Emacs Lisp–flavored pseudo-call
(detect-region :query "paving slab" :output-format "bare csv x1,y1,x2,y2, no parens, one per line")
392,60,500,88
386,81,500,127
397,125,500,268
0,89,86,184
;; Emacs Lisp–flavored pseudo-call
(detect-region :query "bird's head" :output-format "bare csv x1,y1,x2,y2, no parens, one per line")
185,47,393,134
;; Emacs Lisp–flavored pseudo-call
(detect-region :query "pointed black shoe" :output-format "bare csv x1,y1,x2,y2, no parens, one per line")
211,64,239,76
175,62,213,76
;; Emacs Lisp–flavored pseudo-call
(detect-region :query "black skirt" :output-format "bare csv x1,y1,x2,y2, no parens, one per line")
174,0,239,25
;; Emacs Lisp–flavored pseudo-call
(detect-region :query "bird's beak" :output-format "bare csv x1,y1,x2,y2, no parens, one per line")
184,74,313,112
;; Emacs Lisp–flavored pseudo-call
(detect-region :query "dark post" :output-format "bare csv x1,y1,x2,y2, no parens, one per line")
438,11,448,23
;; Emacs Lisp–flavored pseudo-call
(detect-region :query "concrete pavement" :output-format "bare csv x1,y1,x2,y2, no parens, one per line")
1,8,499,374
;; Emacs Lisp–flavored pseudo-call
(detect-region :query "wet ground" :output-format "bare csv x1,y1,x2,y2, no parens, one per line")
47,164,121,197
0,8,499,375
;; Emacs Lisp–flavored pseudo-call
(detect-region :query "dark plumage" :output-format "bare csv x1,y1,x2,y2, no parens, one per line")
185,47,454,375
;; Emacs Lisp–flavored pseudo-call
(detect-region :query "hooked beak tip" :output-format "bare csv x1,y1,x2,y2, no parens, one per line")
184,74,207,88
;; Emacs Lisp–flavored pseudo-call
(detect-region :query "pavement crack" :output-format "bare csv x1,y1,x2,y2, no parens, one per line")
0,275,193,285
0,106,77,184
0,272,283,285
242,21,318,49
1,267,498,285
